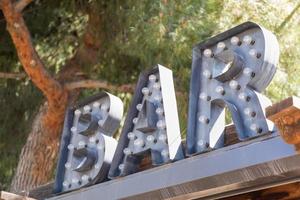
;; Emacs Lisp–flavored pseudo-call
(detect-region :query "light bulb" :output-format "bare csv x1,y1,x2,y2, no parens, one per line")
156,107,164,115
249,49,257,57
67,144,74,150
134,138,144,147
75,109,81,116
229,80,240,90
146,135,155,143
89,137,96,144
65,162,71,169
136,104,142,111
243,35,253,45
132,117,138,124
198,115,209,124
127,132,135,140
158,134,167,142
123,148,131,155
215,86,225,95
203,70,212,79
93,102,100,108
118,164,125,171
153,95,162,102
81,175,89,182
83,105,91,112
100,104,108,111
153,82,161,90
62,181,69,187
197,140,205,147
71,178,78,184
231,36,240,45
78,141,86,148
161,149,169,157
94,164,101,169
142,87,150,96
244,107,252,116
203,49,213,57
250,123,258,131
199,92,211,101
217,42,226,49
70,127,77,133
157,120,166,129
149,74,156,82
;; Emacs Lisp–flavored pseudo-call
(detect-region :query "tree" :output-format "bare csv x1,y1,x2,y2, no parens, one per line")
0,0,299,193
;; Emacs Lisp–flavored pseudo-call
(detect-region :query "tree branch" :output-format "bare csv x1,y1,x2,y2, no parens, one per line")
0,0,66,104
276,2,300,33
14,0,33,12
64,79,134,93
0,72,26,79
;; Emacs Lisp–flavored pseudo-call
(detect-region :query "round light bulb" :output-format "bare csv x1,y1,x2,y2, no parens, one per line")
158,134,167,142
217,42,226,49
132,117,138,124
203,49,213,58
100,104,108,111
65,162,71,169
62,181,69,187
127,132,135,140
83,105,91,112
250,123,258,131
243,35,253,45
89,137,96,144
136,104,142,111
203,70,212,79
153,82,161,90
93,102,100,108
67,144,74,150
197,140,205,147
231,36,240,45
75,109,81,116
161,149,169,157
78,141,85,148
123,148,131,155
198,115,209,124
153,95,162,102
81,175,89,182
94,164,101,169
149,74,156,82
118,164,125,171
155,107,164,115
229,80,240,90
215,86,225,95
249,49,257,57
133,138,144,147
71,178,78,184
244,107,252,116
70,127,77,133
238,92,250,102
146,135,155,143
142,87,150,96
156,120,166,129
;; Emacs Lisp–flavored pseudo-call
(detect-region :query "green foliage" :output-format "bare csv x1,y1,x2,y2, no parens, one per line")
0,0,300,190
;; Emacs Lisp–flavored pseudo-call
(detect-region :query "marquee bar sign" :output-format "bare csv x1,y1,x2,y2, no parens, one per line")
54,21,280,194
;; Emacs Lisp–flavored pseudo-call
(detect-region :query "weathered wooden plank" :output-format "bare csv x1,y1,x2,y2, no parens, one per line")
1,191,36,200
267,96,300,151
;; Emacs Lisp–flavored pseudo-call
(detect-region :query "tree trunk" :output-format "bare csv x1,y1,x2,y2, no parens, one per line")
3,1,105,193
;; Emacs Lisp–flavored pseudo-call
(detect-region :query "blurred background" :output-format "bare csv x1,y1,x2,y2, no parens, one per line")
0,0,299,190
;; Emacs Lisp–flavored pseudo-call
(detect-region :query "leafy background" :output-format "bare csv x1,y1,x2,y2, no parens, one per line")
0,0,299,190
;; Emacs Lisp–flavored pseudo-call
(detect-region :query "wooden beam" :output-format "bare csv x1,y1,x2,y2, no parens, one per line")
1,191,36,200
267,96,300,151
